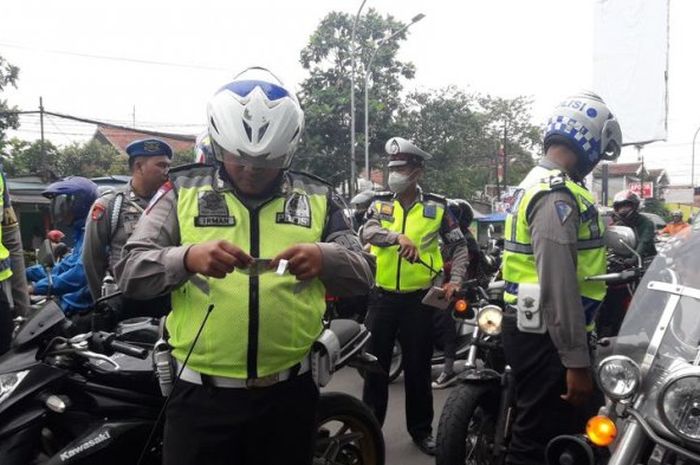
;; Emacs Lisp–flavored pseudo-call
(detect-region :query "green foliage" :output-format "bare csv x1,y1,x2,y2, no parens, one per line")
4,138,124,178
294,9,416,185
394,88,538,198
643,198,670,221
0,55,20,152
172,148,195,168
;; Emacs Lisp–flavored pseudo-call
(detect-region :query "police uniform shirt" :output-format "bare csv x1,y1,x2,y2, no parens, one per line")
362,188,469,286
521,159,590,368
83,182,152,300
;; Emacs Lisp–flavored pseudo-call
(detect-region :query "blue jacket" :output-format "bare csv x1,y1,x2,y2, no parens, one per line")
32,226,92,313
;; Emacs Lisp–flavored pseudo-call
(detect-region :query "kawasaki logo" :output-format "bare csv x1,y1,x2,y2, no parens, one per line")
59,430,111,462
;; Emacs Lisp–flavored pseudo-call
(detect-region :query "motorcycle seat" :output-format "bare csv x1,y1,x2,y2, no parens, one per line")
329,319,363,347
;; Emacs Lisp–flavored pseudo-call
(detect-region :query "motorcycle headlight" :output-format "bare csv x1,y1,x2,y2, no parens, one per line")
597,356,640,400
0,370,29,404
477,305,503,336
659,370,700,442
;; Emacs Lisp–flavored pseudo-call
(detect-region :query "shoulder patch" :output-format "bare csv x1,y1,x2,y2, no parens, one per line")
91,203,106,221
145,180,174,214
554,200,574,224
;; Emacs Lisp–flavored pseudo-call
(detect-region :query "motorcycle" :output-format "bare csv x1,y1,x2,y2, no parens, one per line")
546,226,700,465
0,299,386,465
436,280,511,465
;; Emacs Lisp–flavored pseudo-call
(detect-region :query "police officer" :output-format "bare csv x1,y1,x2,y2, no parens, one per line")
501,92,622,465
361,137,468,456
83,138,172,317
115,68,374,465
0,170,19,355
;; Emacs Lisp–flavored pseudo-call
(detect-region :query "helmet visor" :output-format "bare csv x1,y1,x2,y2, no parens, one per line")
50,194,74,225
219,80,290,102
211,139,289,169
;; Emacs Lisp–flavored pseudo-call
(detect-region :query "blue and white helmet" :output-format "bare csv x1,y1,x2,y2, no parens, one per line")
207,67,304,169
543,91,622,178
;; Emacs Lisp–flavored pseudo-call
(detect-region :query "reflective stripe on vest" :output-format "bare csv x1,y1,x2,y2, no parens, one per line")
369,197,444,292
0,175,12,282
502,168,606,329
168,169,327,379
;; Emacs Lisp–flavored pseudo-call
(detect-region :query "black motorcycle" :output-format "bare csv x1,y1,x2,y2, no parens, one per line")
0,300,385,465
436,281,512,465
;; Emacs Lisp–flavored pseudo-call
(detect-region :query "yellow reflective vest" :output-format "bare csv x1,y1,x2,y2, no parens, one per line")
167,166,328,379
0,174,12,282
369,192,445,292
502,168,606,329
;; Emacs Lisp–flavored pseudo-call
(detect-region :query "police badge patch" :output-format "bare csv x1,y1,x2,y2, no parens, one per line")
276,192,311,227
194,191,236,227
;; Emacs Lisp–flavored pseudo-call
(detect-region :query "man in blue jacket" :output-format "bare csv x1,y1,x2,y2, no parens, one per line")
28,177,98,314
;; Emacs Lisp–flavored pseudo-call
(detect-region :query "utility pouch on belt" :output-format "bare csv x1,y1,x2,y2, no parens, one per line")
516,283,546,334
152,318,175,396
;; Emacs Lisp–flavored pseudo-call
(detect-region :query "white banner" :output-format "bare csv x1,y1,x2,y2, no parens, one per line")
593,0,669,145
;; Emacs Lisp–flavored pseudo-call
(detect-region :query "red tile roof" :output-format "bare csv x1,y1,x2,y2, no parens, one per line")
94,125,196,155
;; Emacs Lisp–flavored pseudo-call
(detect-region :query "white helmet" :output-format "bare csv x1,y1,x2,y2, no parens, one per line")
543,91,622,179
207,67,304,169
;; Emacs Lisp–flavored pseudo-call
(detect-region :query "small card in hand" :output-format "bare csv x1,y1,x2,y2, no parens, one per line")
237,259,274,276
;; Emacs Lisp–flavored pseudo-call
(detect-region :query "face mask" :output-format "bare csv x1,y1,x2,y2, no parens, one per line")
388,170,417,194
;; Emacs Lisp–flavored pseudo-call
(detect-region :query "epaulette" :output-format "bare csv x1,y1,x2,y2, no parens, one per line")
424,192,447,204
288,169,332,187
372,191,394,200
168,163,216,180
548,174,567,190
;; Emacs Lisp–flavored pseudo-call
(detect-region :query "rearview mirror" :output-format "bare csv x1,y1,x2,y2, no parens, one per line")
604,225,637,258
38,239,56,267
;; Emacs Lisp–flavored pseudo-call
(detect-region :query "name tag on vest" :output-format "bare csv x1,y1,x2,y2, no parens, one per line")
195,191,236,227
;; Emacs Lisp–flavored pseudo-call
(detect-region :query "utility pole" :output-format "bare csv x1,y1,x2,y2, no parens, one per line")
39,97,46,177
502,123,508,190
602,163,609,206
349,0,368,198
132,105,136,127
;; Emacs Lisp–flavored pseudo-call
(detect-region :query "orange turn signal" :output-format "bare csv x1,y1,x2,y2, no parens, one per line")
454,299,469,313
586,415,617,447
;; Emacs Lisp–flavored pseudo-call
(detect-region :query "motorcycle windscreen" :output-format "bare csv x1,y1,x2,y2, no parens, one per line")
13,300,67,350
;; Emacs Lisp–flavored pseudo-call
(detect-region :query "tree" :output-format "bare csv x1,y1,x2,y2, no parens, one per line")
0,55,20,153
58,140,125,178
393,87,539,199
3,138,61,180
294,9,416,187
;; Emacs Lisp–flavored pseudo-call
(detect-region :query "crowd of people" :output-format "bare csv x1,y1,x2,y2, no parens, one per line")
0,69,696,465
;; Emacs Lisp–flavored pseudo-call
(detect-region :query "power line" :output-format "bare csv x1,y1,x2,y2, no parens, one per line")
0,41,229,72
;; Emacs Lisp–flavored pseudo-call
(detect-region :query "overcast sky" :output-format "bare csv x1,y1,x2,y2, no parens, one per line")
2,0,699,185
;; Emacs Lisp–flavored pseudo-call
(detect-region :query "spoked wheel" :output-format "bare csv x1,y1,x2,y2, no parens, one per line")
314,393,385,465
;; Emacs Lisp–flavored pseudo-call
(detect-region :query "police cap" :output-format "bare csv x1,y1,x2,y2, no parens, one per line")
385,137,432,168
126,138,173,159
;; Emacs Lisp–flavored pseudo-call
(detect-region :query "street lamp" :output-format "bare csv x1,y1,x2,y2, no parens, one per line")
363,13,425,181
349,0,368,198
691,125,700,215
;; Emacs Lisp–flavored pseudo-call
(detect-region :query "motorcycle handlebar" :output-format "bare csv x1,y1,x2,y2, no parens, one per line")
585,268,638,283
109,339,149,359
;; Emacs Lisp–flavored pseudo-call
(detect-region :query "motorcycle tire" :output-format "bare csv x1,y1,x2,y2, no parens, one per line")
436,383,499,465
314,392,385,465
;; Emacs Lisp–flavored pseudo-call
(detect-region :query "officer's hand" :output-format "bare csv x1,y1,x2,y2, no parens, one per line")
561,367,593,407
397,234,419,263
184,240,253,279
442,282,460,302
271,243,323,281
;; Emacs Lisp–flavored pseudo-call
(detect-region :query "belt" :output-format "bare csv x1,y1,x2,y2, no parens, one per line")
175,357,311,389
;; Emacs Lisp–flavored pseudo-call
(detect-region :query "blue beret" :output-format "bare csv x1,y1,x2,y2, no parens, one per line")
126,138,173,159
